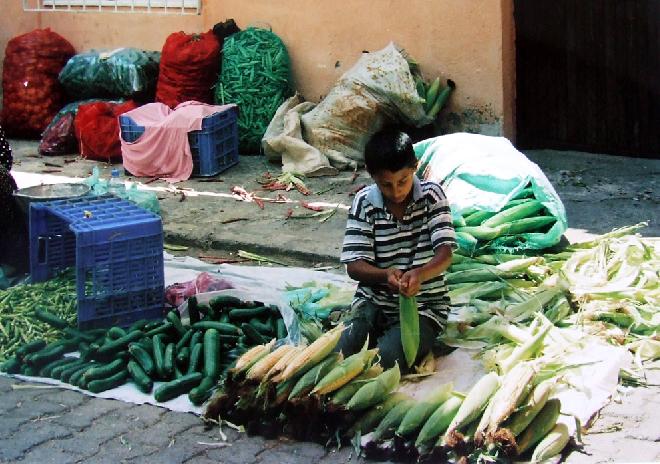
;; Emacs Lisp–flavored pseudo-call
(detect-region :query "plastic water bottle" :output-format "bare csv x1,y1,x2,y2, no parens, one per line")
108,168,125,197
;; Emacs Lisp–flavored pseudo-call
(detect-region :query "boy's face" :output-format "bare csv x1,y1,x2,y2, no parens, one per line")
372,166,416,206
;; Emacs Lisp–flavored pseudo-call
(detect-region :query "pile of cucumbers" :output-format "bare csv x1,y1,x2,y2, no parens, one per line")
0,294,289,406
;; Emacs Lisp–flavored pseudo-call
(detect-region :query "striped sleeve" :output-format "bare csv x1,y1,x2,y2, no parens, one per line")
425,182,457,251
340,192,375,264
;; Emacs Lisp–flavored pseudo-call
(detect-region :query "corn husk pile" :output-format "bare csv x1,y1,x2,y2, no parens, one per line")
204,224,657,462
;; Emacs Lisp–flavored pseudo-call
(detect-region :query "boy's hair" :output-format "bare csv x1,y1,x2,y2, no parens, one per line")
363,128,417,175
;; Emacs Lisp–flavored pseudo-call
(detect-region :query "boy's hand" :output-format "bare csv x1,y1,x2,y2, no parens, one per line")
400,269,422,297
386,268,403,292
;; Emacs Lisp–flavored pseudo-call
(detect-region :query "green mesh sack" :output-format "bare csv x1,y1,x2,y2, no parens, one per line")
215,27,293,154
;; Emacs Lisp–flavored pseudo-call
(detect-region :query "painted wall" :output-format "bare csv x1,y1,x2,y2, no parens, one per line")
0,0,515,138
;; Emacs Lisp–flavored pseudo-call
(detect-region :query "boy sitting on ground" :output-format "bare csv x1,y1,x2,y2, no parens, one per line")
337,128,456,372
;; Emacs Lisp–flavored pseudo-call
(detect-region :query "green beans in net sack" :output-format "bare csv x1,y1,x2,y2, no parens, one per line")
215,27,293,154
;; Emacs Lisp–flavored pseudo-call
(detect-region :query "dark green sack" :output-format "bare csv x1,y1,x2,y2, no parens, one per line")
215,27,293,154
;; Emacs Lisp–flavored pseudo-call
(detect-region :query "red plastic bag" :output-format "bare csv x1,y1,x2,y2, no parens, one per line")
1,29,75,137
74,100,137,161
164,272,234,307
156,31,220,108
38,113,76,156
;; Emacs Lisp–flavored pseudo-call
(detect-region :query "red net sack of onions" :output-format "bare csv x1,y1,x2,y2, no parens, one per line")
1,28,75,137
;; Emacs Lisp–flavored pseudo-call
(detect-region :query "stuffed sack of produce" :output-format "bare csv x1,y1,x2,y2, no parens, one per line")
156,31,220,108
58,48,160,100
299,42,433,171
39,99,123,156
215,26,294,154
75,100,138,161
1,28,75,137
415,133,568,254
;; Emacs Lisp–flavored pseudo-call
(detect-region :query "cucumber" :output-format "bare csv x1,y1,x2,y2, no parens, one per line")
63,327,96,343
227,306,268,321
144,322,173,338
106,327,127,340
203,329,221,380
128,343,155,376
176,347,190,368
127,360,153,393
187,342,203,375
87,370,128,394
188,376,216,405
154,372,203,402
143,320,164,332
20,365,39,376
189,331,202,350
166,311,187,337
51,358,85,379
70,364,95,387
0,357,21,374
128,319,152,332
82,358,126,384
163,343,175,380
33,308,70,330
191,321,240,335
27,344,66,367
152,334,166,380
15,340,46,359
275,318,287,339
248,318,274,336
96,330,144,357
187,296,200,325
39,357,76,377
218,334,239,345
208,295,244,311
61,361,93,383
175,330,193,352
240,323,268,345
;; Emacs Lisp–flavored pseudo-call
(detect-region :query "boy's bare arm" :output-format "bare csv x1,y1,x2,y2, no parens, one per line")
346,260,403,292
400,245,453,296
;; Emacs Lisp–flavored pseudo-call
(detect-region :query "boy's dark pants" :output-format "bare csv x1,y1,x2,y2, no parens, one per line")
334,300,436,373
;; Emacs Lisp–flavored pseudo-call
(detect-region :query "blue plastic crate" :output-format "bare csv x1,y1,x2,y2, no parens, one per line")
29,196,165,330
119,108,239,177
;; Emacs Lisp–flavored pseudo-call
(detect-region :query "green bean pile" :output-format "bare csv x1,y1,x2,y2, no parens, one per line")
0,270,78,361
215,27,293,154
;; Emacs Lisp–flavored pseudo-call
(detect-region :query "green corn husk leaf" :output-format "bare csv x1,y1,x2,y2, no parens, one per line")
330,364,383,405
346,363,400,411
288,352,342,399
399,294,420,368
415,395,463,448
347,392,412,436
516,398,561,454
396,382,453,438
371,398,417,441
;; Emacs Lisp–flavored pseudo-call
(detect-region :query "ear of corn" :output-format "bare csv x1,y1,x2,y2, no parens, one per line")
482,363,536,437
424,77,441,112
265,345,303,379
505,289,563,323
498,319,552,373
233,339,276,372
516,398,561,455
246,344,296,380
288,351,343,399
464,210,496,227
312,348,378,395
348,392,411,436
396,382,454,438
330,364,382,405
399,294,420,367
502,379,554,437
415,395,463,448
481,199,544,228
346,362,401,411
530,422,570,462
371,398,417,441
277,323,345,381
445,371,500,437
499,216,557,236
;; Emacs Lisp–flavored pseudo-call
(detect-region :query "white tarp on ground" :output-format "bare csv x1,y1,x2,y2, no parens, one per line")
4,256,631,427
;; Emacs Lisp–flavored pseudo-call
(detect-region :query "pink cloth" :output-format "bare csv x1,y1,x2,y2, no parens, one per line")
119,101,237,182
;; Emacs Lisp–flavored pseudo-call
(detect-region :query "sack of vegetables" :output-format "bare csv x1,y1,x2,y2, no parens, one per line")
1,28,75,138
156,31,220,109
74,100,137,162
59,48,160,100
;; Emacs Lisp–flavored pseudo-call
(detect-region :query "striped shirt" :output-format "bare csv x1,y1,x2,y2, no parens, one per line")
340,177,456,329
